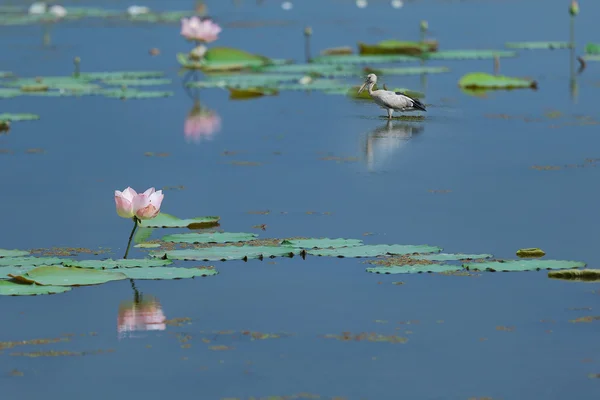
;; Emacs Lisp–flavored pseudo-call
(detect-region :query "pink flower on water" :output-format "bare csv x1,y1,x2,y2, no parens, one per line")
114,187,164,220
184,102,221,143
180,16,221,43
118,296,166,339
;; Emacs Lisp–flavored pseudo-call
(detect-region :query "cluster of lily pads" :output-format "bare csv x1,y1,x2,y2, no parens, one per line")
0,212,590,296
0,5,196,26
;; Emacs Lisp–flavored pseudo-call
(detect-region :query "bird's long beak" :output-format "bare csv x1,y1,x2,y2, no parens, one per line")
357,82,367,94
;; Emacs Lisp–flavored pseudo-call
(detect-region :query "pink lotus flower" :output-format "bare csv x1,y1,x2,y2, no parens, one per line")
114,187,164,220
117,296,166,339
180,16,221,43
184,101,221,143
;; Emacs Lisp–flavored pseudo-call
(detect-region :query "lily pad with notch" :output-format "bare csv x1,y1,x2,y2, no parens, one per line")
281,238,363,249
9,266,127,286
63,258,173,269
151,246,300,261
307,244,441,258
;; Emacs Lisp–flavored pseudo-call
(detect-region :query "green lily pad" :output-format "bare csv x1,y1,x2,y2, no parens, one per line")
516,248,546,258
422,50,517,60
307,244,441,258
311,54,418,65
188,73,304,89
0,256,70,267
0,249,30,257
464,260,586,272
458,72,537,90
548,269,600,282
135,243,161,249
583,55,600,61
0,113,40,122
258,63,357,77
281,238,363,249
585,43,600,54
198,47,290,72
119,266,218,280
411,253,493,261
80,71,165,80
505,41,571,50
4,77,100,91
0,265,37,279
99,89,173,99
359,40,438,55
0,280,71,296
134,227,154,244
138,213,220,228
0,88,22,98
366,265,463,274
102,78,171,87
63,258,173,269
9,266,127,286
151,246,300,261
162,232,257,244
364,66,450,76
228,87,279,99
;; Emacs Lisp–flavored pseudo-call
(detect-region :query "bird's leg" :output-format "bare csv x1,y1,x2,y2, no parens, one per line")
387,109,393,119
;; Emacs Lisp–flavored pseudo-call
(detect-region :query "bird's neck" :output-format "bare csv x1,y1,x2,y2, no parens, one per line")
368,83,375,95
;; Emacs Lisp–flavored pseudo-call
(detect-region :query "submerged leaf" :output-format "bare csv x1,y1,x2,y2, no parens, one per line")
308,244,441,258
9,266,127,286
458,72,537,90
281,238,363,249
151,246,300,261
366,265,462,274
138,213,220,228
119,266,218,280
162,232,258,244
63,258,173,269
464,260,585,272
0,280,71,296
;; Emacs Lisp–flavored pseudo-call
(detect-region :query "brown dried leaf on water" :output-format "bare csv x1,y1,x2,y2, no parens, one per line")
531,165,561,171
570,316,600,323
496,326,515,332
0,337,70,350
252,224,267,231
25,148,45,154
322,332,408,343
209,345,234,351
30,246,110,257
392,281,404,285
162,185,185,191
0,149,14,155
164,317,192,327
144,152,170,157
11,349,114,357
247,210,270,215
230,160,262,166
588,373,600,379
368,254,437,267
149,48,160,56
9,369,24,377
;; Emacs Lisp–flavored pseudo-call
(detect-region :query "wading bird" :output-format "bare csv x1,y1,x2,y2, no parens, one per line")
358,73,426,119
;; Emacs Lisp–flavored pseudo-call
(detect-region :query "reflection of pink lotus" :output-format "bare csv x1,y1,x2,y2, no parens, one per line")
184,101,221,143
117,296,166,339
180,17,221,43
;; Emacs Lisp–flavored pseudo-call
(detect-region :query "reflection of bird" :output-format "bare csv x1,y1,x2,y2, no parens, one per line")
365,120,424,171
358,73,426,119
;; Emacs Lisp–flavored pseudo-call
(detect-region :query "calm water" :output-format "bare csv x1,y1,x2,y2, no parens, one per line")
1,0,600,399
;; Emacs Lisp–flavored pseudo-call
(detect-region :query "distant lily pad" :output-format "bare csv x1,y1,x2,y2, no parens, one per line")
0,113,40,122
151,246,300,261
0,280,71,296
0,249,30,257
138,213,220,228
505,41,571,50
308,244,441,258
516,248,546,258
80,71,165,80
0,256,70,267
548,269,600,282
366,265,463,274
258,63,357,77
411,253,493,261
199,47,290,72
359,40,438,55
422,50,517,60
459,72,537,90
281,238,363,249
100,89,173,99
0,265,37,279
119,266,218,280
102,78,171,87
162,232,257,244
464,260,586,272
364,66,450,76
9,266,127,286
228,87,279,99
312,54,418,65
63,258,173,269
585,43,600,55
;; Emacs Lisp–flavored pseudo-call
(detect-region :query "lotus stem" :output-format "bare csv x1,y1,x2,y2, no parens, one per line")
73,57,80,78
304,26,312,63
123,216,139,259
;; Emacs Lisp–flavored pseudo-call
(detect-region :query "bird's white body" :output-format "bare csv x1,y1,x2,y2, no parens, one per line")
358,73,426,119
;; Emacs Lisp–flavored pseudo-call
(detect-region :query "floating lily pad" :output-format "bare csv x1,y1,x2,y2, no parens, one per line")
134,227,154,244
198,47,290,72
583,54,600,62
102,78,171,87
308,244,441,258
364,66,449,76
464,260,586,272
0,249,30,257
162,232,257,244
0,265,37,279
0,280,71,296
139,213,220,228
135,243,161,249
411,253,493,261
0,113,40,122
4,77,100,91
505,41,571,50
359,40,438,55
585,43,600,55
548,269,600,282
228,87,279,99
188,73,304,89
100,89,173,99
422,50,517,60
459,72,537,90
63,258,173,269
366,265,463,274
258,63,357,77
151,246,300,262
516,248,546,258
119,266,218,280
9,266,127,286
281,238,363,249
311,54,418,65
80,71,165,80
0,256,70,267
0,88,22,98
